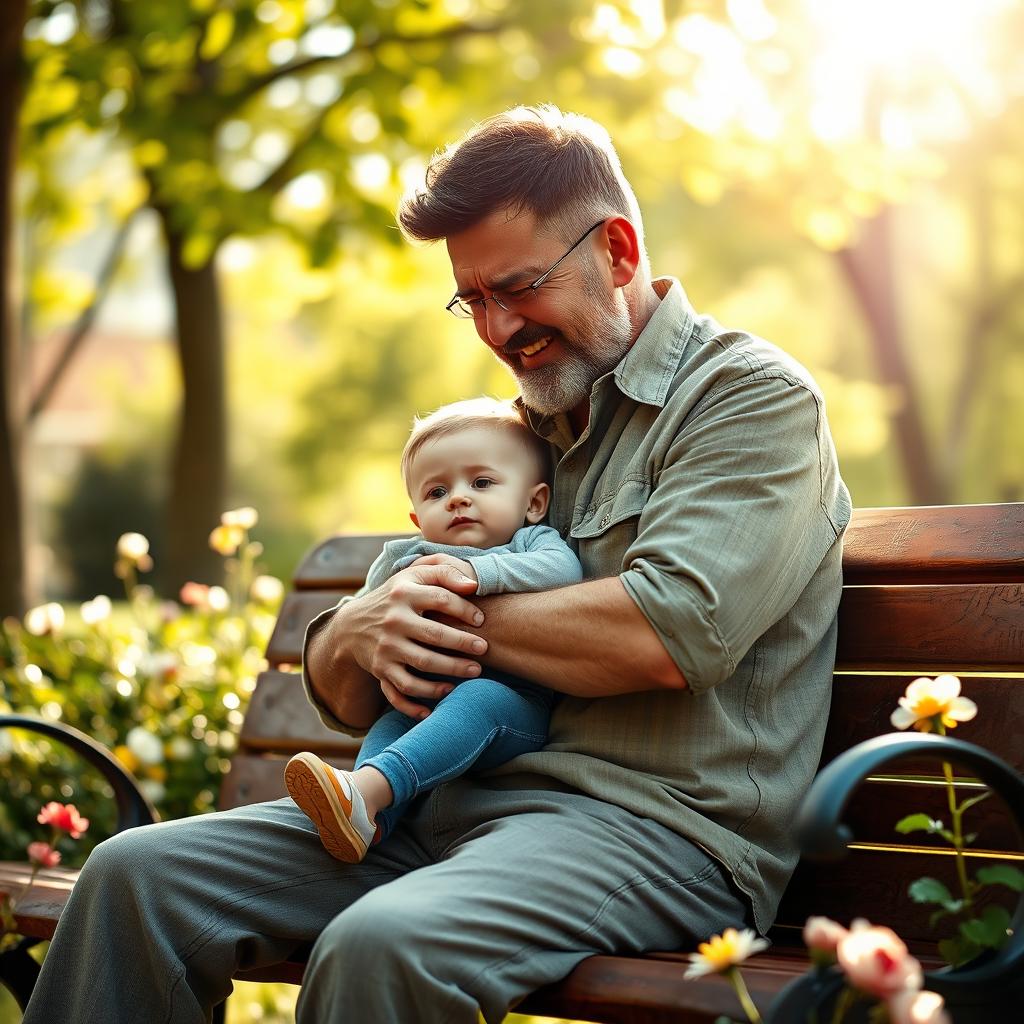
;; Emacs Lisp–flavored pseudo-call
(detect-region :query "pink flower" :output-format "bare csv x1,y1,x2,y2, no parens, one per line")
803,916,848,954
179,581,210,607
37,802,90,839
836,919,923,999
888,989,952,1024
27,841,62,867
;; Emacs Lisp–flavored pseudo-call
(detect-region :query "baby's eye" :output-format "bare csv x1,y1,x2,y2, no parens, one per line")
426,486,447,500
473,477,494,489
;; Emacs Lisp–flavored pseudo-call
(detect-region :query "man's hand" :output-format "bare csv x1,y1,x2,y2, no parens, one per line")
336,561,487,719
410,552,478,583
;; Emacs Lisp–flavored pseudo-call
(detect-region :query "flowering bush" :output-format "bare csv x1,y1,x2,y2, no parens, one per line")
0,509,283,866
1,801,89,952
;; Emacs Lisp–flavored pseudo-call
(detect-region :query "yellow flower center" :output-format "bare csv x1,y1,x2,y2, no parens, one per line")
697,931,741,969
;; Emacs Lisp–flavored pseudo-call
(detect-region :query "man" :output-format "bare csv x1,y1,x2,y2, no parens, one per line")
25,105,850,1024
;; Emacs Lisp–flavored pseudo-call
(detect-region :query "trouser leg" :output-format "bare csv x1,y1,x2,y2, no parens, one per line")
297,780,751,1024
22,798,432,1024
359,678,549,842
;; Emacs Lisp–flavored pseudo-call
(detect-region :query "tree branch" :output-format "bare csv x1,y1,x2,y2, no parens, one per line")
222,20,507,113
26,210,138,424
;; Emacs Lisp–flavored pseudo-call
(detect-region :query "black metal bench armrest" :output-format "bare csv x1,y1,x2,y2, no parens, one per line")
0,713,158,833
795,732,1024,994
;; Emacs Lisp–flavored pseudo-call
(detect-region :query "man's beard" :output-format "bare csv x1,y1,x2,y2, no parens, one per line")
499,295,634,416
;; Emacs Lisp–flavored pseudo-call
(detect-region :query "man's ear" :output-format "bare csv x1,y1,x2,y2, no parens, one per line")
409,511,420,529
604,216,640,288
525,482,550,524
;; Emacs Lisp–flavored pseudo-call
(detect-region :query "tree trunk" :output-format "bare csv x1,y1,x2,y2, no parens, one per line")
159,213,227,590
835,209,949,506
0,0,28,617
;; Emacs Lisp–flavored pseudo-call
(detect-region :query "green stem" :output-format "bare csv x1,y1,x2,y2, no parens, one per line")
937,721,972,908
727,967,764,1024
829,986,857,1024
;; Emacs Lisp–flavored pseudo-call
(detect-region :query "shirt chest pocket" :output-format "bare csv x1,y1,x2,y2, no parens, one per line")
570,478,650,579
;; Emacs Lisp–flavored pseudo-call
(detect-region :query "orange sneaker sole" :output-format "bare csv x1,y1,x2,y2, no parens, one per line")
284,752,368,863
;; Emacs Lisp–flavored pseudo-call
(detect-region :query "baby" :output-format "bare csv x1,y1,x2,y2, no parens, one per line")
285,397,582,862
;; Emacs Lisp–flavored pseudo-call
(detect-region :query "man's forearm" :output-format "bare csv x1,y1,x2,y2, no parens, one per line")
305,607,386,730
473,576,687,696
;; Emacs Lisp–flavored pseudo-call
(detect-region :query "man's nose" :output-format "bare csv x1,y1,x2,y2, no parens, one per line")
478,300,525,349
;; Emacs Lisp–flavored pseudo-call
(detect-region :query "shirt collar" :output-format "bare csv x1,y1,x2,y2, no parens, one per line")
613,277,694,408
515,277,695,443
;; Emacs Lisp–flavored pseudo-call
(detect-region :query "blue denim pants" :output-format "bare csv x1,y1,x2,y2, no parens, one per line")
356,676,552,840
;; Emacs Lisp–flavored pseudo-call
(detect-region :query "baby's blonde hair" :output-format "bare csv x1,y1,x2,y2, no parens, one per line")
401,397,550,489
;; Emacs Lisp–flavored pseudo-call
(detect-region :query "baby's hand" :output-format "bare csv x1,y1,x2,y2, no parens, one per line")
410,552,477,583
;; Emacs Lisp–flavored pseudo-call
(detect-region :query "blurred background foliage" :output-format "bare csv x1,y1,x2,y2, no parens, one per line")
2,0,1020,611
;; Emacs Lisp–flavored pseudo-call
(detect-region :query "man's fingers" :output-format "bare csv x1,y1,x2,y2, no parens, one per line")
411,615,487,658
379,677,431,719
412,581,484,627
403,642,481,679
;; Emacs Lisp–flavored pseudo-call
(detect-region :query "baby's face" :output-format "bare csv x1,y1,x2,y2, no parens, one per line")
407,426,547,548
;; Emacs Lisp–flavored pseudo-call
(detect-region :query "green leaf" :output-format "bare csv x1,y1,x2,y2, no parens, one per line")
199,10,235,61
895,813,942,835
975,864,1024,892
959,905,1012,949
939,934,983,968
908,877,953,905
929,902,963,928
958,790,992,814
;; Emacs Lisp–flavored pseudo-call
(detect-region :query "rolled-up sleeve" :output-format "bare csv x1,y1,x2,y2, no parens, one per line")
300,594,375,736
620,374,845,693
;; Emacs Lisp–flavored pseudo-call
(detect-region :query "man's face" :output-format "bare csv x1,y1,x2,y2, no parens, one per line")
445,210,634,417
407,425,548,548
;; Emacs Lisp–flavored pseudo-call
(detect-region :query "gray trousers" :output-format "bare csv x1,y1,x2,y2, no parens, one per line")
23,778,750,1024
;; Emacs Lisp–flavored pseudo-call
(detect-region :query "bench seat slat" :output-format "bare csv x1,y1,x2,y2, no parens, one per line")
835,582,1024,670
0,862,78,941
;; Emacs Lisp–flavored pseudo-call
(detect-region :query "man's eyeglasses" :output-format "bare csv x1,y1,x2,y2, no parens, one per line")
445,220,606,320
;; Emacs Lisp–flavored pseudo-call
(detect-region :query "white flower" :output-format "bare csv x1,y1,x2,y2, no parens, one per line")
81,594,112,625
126,726,164,766
25,603,65,636
138,651,178,678
207,586,230,612
138,779,165,804
683,928,770,979
891,675,978,733
220,506,258,529
250,574,284,605
167,736,193,761
117,532,150,560
888,989,952,1024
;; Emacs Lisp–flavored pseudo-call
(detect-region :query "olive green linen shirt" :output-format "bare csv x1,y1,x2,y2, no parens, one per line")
302,277,851,934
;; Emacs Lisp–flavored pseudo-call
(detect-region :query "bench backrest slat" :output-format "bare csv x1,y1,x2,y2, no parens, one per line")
842,504,1024,584
835,583,1024,671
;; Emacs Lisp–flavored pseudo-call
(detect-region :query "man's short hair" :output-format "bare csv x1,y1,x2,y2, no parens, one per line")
401,397,550,489
397,104,646,258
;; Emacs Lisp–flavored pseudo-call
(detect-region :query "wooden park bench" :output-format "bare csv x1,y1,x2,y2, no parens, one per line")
2,502,1023,1022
